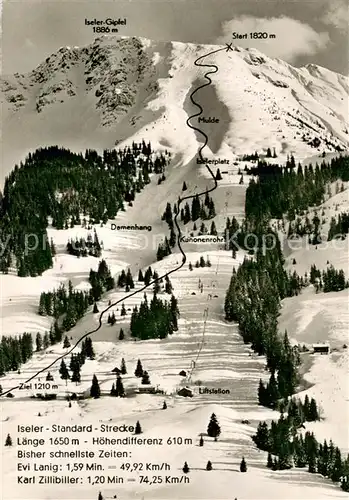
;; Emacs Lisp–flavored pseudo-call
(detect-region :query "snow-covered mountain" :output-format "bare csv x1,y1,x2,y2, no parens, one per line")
1,35,348,182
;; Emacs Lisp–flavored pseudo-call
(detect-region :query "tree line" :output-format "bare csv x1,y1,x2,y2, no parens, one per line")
0,142,170,276
66,229,102,258
328,212,349,240
245,155,349,226
253,413,349,490
225,246,301,406
308,264,348,293
157,191,217,261
0,333,33,375
59,337,95,384
225,153,349,490
130,291,179,340
39,259,114,330
288,204,346,242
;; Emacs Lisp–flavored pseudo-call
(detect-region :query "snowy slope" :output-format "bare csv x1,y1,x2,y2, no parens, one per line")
1,34,349,500
278,185,349,455
1,36,348,184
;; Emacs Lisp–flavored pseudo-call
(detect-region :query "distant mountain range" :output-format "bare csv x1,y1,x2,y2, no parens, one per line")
1,35,348,182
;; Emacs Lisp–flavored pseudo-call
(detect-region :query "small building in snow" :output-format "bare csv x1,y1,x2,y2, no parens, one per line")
177,387,193,398
312,343,330,355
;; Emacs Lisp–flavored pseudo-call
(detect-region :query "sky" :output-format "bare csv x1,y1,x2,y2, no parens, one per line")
1,0,348,75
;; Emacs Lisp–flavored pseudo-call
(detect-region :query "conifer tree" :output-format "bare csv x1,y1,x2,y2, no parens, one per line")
210,221,217,236
206,460,212,471
181,203,189,224
135,421,142,434
162,401,167,410
278,440,293,470
59,359,70,381
120,358,127,375
191,195,201,221
71,364,81,384
135,359,144,377
38,294,46,315
116,375,125,397
84,337,95,359
119,329,125,340
141,370,151,385
258,379,267,406
215,168,222,180
331,448,343,482
309,398,319,421
93,302,99,313
199,223,207,235
138,269,144,282
208,199,216,218
126,269,135,289
90,374,101,399
121,303,127,316
50,238,56,256
63,336,71,349
110,312,116,325
293,435,307,468
117,269,127,287
153,272,161,294
165,276,173,294
169,227,176,247
240,457,247,472
110,383,117,396
182,181,187,191
36,332,43,351
98,492,103,500
199,435,204,447
303,394,310,420
5,434,12,446
267,371,280,408
207,413,221,439
144,267,152,286
182,461,189,473
200,203,208,220
69,353,78,372
43,332,50,349
162,202,173,225
267,452,273,468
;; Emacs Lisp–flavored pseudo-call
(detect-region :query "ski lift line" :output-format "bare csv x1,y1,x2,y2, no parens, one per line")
1,46,227,398
188,255,218,381
187,304,210,382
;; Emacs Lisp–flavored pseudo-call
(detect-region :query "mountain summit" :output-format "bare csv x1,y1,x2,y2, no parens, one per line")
1,35,348,181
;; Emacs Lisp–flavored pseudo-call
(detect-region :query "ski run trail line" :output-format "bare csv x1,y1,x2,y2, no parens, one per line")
1,46,227,397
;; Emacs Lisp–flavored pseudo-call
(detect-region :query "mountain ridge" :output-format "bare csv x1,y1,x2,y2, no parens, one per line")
1,35,348,183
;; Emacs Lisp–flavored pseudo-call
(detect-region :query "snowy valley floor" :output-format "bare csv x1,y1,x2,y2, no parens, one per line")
1,163,349,499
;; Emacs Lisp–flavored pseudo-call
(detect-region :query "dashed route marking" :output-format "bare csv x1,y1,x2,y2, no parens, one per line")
0,46,227,398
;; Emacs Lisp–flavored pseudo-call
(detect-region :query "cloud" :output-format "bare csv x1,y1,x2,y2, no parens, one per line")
322,0,348,31
24,38,35,49
218,16,330,63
